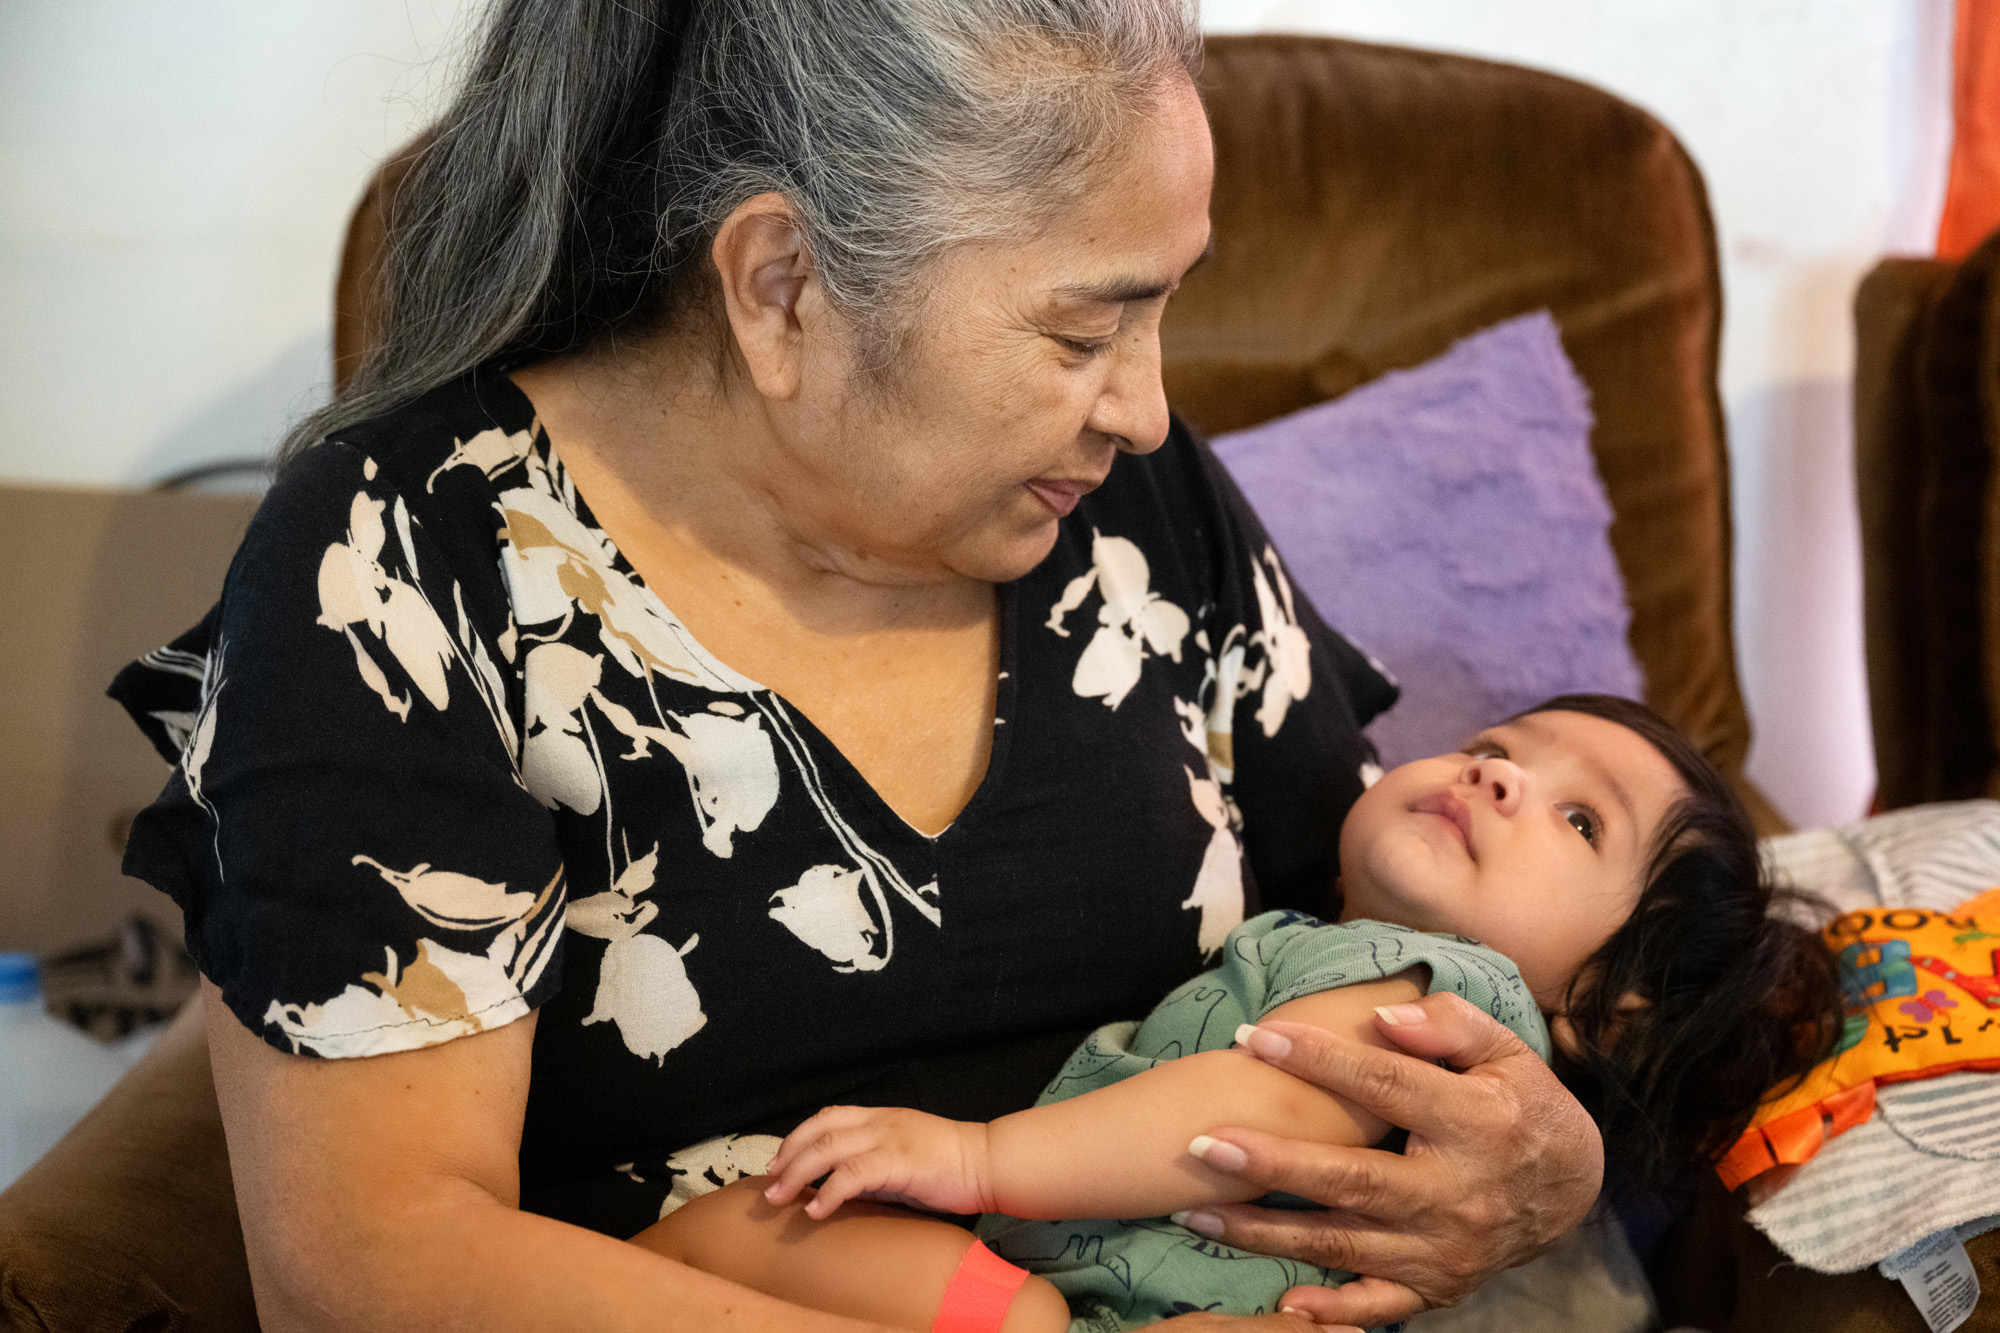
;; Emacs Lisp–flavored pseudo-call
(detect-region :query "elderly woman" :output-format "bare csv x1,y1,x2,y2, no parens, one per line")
112,1,1600,1328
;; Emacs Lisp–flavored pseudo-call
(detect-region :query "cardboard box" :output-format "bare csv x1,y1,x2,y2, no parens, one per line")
0,484,259,953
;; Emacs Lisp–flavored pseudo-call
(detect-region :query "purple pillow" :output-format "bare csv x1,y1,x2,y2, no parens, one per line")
1212,311,1644,769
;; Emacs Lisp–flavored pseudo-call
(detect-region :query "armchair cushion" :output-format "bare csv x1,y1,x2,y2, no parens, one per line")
0,1001,257,1332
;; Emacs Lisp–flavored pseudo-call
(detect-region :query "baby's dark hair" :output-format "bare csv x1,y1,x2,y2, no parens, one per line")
1508,694,1843,1194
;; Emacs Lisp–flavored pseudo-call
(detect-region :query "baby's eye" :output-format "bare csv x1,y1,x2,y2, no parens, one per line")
1564,807,1599,845
1463,739,1506,759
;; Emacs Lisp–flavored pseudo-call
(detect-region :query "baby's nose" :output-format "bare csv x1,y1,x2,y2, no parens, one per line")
1461,756,1526,816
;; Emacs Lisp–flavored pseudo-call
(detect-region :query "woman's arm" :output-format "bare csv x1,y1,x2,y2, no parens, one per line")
763,974,1422,1221
1172,992,1602,1329
203,982,897,1333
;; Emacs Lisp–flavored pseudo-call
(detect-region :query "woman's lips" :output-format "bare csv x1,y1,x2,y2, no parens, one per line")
1025,478,1091,516
1414,790,1475,857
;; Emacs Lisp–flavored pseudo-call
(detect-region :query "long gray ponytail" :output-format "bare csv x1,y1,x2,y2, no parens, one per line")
282,0,1200,464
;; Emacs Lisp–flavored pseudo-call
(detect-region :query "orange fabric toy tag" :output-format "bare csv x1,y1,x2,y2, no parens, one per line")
1718,887,2000,1190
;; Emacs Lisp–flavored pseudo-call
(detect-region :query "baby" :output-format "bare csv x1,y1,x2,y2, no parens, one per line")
630,695,1841,1332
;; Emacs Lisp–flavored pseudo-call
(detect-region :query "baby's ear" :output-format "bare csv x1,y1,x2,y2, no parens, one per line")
1549,991,1649,1059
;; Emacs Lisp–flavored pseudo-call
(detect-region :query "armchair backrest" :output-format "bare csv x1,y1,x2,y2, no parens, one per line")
1168,36,1761,825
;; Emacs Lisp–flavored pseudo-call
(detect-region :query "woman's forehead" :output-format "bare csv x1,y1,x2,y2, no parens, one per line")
990,76,1214,299
1043,231,1215,308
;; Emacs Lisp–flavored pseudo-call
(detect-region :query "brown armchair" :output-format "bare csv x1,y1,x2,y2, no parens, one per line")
1853,231,2000,811
0,33,1809,1330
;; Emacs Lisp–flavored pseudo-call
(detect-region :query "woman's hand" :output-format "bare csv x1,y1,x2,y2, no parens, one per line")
1173,992,1602,1328
1139,1315,1329,1332
764,1106,996,1218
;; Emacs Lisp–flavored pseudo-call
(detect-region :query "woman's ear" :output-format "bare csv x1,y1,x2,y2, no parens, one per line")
708,192,821,400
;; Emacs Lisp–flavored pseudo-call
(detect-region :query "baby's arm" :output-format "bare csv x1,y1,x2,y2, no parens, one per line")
765,971,1423,1221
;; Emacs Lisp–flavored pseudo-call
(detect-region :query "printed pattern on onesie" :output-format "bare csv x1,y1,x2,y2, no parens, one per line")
977,911,1551,1332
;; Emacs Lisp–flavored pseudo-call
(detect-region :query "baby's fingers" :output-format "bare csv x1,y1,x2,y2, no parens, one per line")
765,1127,881,1206
801,1161,879,1219
766,1107,876,1199
770,1105,867,1172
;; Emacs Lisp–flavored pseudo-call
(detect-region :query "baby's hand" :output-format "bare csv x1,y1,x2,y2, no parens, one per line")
763,1105,995,1219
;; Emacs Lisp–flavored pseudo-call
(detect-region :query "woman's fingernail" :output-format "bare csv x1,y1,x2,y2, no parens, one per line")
763,1182,781,1202
1188,1134,1251,1173
1235,1023,1292,1060
1171,1208,1225,1238
1376,1002,1428,1026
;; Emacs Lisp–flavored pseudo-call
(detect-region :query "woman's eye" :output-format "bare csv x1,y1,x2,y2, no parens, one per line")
1056,336,1112,360
1564,808,1599,845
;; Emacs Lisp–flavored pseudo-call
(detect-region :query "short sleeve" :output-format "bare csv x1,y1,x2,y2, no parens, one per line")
1235,913,1551,1061
113,439,566,1059
1180,431,1399,915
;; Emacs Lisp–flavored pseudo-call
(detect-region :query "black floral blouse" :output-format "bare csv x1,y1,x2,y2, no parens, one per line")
113,365,1395,1235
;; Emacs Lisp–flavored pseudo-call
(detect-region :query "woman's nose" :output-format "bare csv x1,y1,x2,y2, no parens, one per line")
1088,334,1170,455
1460,756,1526,817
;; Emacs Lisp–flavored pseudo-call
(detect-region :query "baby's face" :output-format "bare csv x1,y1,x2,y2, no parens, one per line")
1337,710,1687,1008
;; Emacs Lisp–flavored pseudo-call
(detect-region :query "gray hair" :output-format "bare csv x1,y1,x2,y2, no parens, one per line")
282,0,1201,463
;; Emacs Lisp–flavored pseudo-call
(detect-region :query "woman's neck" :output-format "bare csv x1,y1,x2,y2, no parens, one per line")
509,337,991,638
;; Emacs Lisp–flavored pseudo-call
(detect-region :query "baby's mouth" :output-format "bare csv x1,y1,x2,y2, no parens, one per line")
1413,790,1475,858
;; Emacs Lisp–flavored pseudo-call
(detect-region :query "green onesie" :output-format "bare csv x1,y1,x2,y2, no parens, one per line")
976,910,1553,1333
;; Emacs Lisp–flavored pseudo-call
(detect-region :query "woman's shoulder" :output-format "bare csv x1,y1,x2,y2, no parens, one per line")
252,366,544,583
314,364,539,499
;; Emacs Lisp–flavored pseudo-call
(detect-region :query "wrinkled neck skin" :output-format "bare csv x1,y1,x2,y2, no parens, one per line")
511,329,994,641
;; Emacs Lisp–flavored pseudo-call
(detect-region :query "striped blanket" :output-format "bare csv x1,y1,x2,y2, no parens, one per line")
1750,800,2000,1273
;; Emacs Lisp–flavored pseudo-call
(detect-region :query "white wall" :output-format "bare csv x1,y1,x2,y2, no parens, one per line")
0,1,1953,830
0,0,479,489
1208,0,1956,830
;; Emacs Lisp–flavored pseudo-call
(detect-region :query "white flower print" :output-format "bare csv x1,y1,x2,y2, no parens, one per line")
316,491,456,721
349,855,542,932
426,425,536,493
149,710,199,755
521,643,781,856
522,642,609,816
1047,531,1191,709
1247,548,1313,739
566,845,709,1063
1180,766,1245,959
491,445,936,975
354,855,563,991
260,856,563,1058
768,864,883,972
497,480,730,689
653,709,780,859
656,1133,784,1218
263,939,526,1057
183,643,227,878
182,673,221,813
1179,546,1317,791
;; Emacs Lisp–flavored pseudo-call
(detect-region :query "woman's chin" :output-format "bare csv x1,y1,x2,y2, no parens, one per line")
948,519,1063,585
